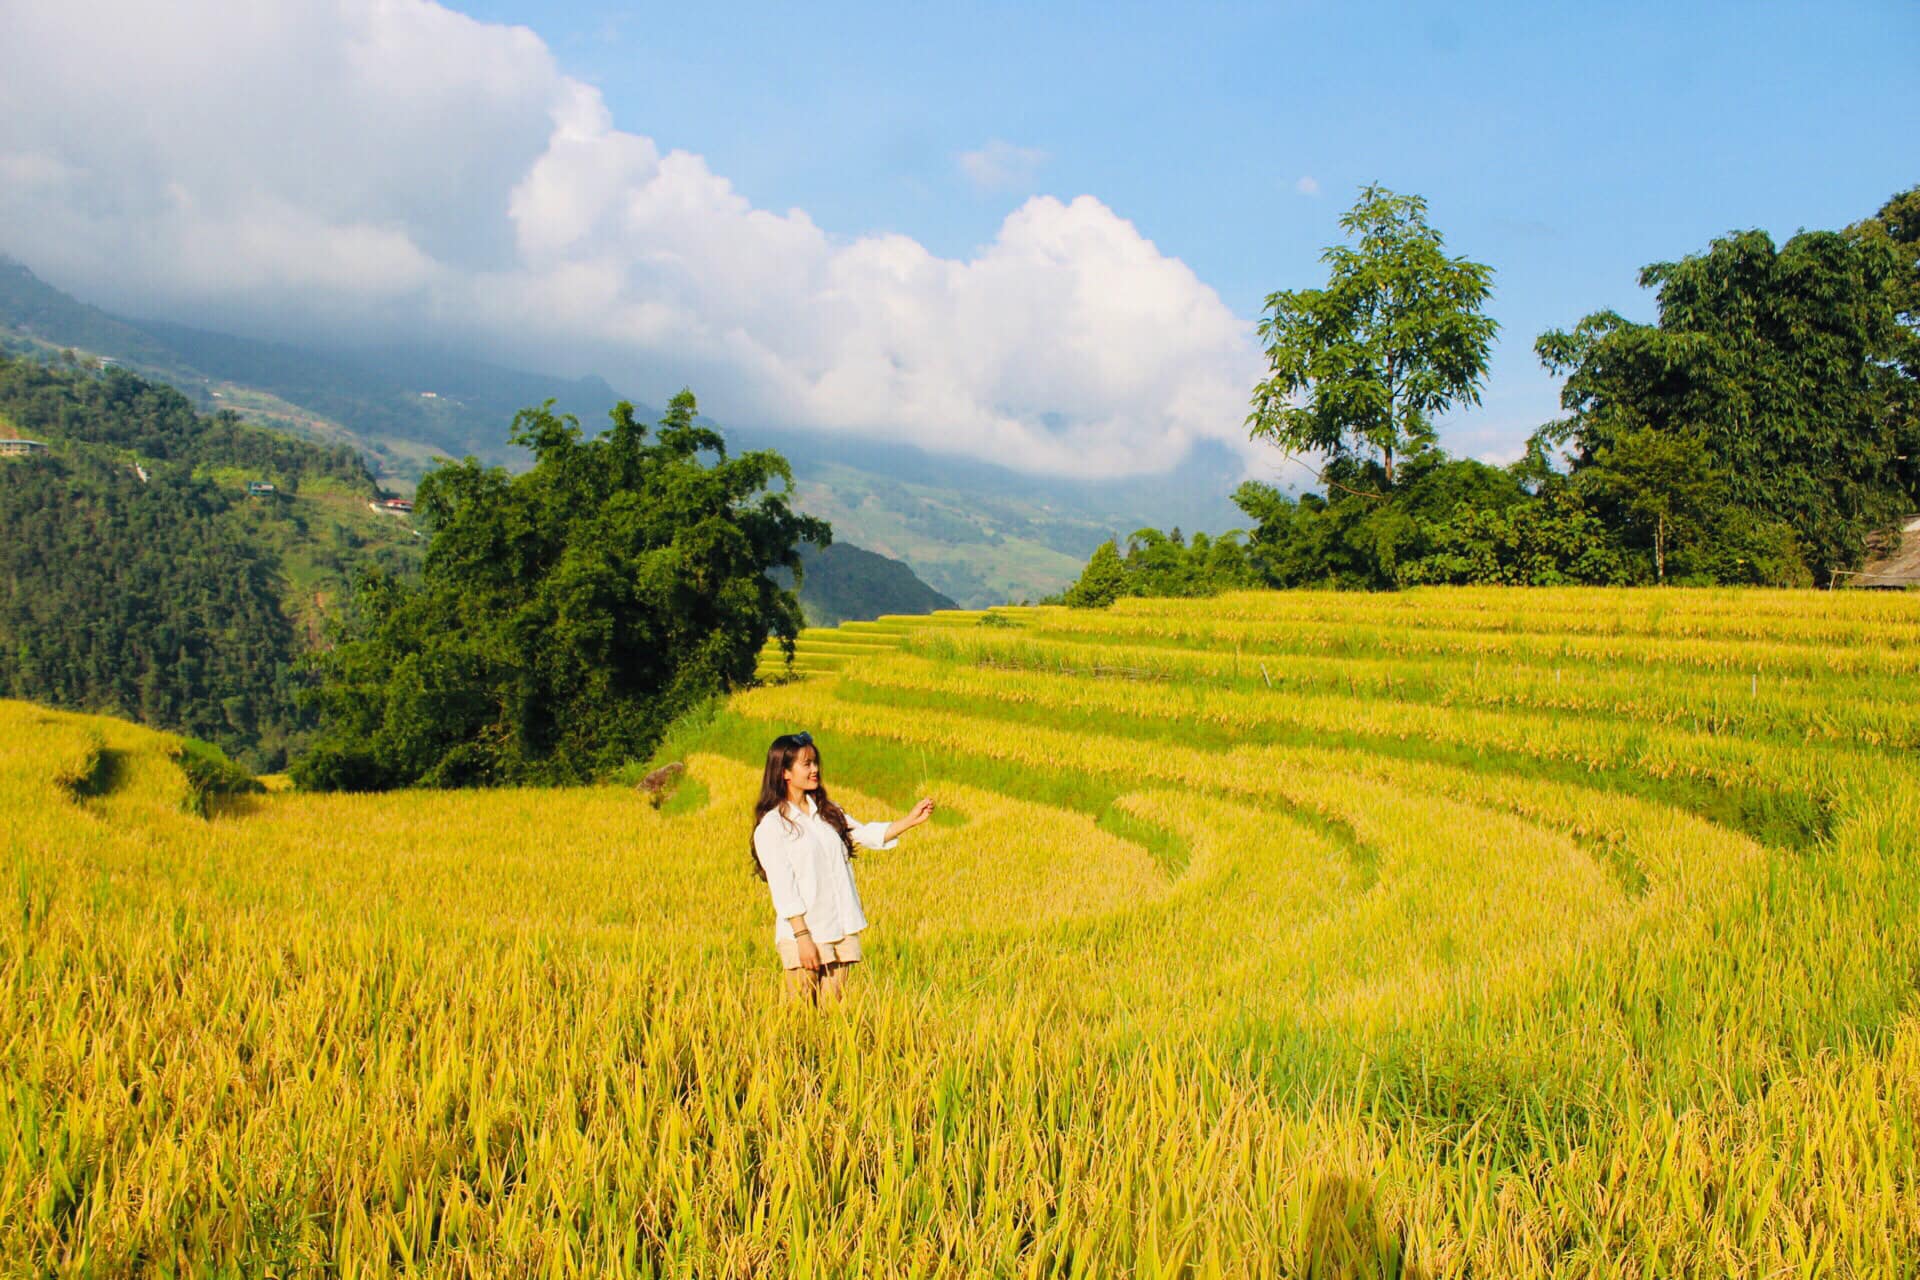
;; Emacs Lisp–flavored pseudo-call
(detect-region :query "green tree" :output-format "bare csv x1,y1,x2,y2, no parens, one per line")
1063,539,1127,608
1537,216,1912,580
1404,483,1628,587
1580,426,1718,583
1231,453,1547,590
294,392,826,789
1250,184,1498,486
1079,527,1259,601
1849,185,1920,502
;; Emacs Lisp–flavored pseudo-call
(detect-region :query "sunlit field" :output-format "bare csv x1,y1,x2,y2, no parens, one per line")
7,587,1920,1276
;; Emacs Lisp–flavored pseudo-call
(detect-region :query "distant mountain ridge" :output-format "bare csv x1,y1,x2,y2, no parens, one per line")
143,318,624,463
778,542,959,627
0,255,621,483
0,255,1248,605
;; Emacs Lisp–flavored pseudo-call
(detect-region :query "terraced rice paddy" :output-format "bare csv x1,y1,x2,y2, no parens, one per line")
7,587,1920,1275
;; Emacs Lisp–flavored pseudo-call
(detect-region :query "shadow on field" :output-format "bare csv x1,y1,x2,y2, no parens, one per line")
1299,1175,1425,1280
70,746,125,799
207,792,266,819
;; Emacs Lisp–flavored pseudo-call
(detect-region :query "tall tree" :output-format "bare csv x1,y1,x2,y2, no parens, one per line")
1249,184,1497,486
294,393,827,790
1849,184,1920,502
1063,540,1128,608
1581,426,1719,583
1537,220,1912,579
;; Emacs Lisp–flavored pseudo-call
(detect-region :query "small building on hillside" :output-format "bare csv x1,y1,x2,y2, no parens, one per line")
0,438,48,456
380,497,413,513
247,480,277,496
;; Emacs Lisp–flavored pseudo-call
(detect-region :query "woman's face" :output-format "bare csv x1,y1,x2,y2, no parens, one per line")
783,745,821,793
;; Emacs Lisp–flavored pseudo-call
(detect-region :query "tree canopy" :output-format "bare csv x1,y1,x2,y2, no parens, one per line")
1848,185,1920,502
1250,184,1497,486
293,393,828,790
1536,216,1914,581
1059,528,1256,606
1064,184,1920,605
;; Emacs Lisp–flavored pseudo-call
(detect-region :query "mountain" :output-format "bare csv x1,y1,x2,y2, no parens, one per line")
0,255,621,486
0,258,182,369
727,427,1249,607
1,256,1251,606
775,541,960,628
0,351,421,770
142,319,624,471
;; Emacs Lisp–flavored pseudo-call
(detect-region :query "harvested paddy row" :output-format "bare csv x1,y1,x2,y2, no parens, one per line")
997,608,1920,677
1140,587,1920,644
901,627,1920,747
754,650,1882,819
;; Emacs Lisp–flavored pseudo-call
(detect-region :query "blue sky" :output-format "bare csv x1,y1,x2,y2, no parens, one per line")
3,0,1913,477
458,0,1920,456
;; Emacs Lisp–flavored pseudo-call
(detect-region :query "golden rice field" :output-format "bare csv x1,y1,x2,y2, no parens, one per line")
7,586,1920,1277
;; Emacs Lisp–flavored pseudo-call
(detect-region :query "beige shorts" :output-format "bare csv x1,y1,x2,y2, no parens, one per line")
776,932,862,969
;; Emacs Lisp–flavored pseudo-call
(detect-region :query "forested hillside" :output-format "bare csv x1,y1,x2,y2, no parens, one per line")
774,540,958,626
0,354,420,768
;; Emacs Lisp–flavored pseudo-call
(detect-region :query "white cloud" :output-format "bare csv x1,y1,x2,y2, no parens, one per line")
957,140,1049,193
1295,175,1321,197
0,0,1262,479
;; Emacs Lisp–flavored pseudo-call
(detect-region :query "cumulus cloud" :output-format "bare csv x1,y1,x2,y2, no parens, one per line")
956,140,1049,193
1295,175,1321,197
0,0,1262,478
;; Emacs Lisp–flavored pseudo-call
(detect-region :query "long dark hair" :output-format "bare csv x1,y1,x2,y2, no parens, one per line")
750,734,856,880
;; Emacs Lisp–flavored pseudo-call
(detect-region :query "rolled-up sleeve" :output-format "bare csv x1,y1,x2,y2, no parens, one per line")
754,817,809,917
847,815,898,850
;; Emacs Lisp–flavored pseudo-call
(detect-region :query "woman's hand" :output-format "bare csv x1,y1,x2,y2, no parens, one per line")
882,798,937,844
796,934,823,972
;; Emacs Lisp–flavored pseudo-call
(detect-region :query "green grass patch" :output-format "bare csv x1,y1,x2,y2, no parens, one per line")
170,737,264,816
194,463,254,490
643,695,729,774
659,774,709,817
1094,803,1192,878
296,475,359,499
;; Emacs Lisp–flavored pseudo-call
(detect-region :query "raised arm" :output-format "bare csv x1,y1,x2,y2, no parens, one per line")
874,798,935,845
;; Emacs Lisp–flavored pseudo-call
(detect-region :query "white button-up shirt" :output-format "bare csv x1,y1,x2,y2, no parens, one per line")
754,796,897,944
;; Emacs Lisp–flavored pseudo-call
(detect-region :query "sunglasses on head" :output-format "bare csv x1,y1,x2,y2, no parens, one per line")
790,731,813,748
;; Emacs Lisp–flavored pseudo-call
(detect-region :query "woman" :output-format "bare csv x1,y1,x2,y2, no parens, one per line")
751,732,934,1004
